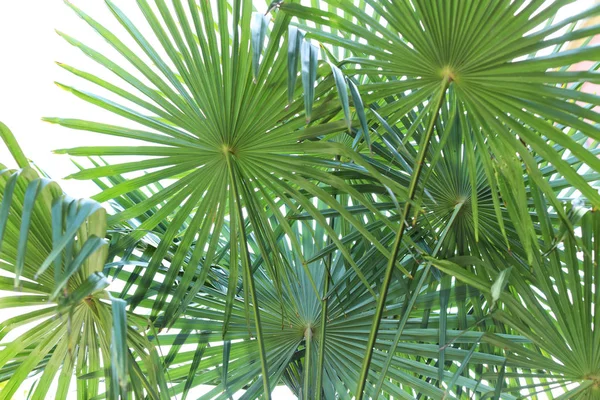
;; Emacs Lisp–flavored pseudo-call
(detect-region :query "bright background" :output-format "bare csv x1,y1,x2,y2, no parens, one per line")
0,0,595,399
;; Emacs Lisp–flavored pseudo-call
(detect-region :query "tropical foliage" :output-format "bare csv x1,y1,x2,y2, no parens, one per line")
1,0,600,398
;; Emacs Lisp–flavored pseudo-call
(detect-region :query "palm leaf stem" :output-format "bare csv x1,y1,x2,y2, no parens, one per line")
356,77,451,399
374,200,465,396
315,191,336,400
226,152,271,400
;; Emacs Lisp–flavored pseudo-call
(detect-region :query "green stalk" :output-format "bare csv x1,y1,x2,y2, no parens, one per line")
303,324,313,400
314,271,329,400
315,201,335,400
226,154,271,400
355,78,450,399
373,201,465,395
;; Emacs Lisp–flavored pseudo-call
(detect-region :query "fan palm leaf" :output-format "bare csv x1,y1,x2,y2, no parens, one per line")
430,201,600,398
274,2,600,394
44,1,414,393
110,190,529,399
2,0,599,399
0,124,166,399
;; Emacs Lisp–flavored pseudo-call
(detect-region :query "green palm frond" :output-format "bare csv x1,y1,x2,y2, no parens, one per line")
1,1,600,399
283,0,600,217
431,202,600,398
0,125,166,400
47,0,407,323
107,187,526,399
274,2,600,394
42,2,417,395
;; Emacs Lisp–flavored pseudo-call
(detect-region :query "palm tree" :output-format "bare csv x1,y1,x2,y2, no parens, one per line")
0,123,166,399
0,0,599,398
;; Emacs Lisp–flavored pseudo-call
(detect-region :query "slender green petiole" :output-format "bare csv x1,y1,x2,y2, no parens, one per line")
355,78,451,399
226,153,271,400
303,323,313,400
315,200,335,400
373,201,465,395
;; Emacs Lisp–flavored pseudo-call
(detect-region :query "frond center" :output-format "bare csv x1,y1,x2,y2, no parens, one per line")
221,144,237,157
440,66,456,82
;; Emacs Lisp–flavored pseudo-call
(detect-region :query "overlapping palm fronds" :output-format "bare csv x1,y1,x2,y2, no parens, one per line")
0,123,166,400
1,0,600,399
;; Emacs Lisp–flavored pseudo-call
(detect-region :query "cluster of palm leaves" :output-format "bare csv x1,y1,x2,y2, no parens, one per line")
1,0,599,398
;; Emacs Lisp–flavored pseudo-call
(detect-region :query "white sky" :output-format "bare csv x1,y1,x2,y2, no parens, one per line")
0,0,594,399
